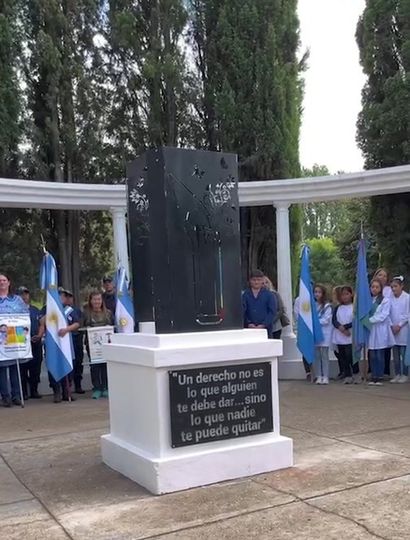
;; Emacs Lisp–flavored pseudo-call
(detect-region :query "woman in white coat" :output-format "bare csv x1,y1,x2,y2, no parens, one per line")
368,279,395,386
389,276,409,383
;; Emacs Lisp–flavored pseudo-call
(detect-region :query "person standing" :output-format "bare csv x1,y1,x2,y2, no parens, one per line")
102,276,116,315
243,270,277,338
373,267,392,376
58,288,84,395
263,276,290,339
0,274,28,407
83,291,114,399
389,276,409,383
313,284,332,384
367,278,395,386
332,286,355,384
17,286,44,399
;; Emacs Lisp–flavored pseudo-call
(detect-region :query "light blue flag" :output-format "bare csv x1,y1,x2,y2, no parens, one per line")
352,238,373,363
115,267,135,333
297,245,324,364
40,253,73,381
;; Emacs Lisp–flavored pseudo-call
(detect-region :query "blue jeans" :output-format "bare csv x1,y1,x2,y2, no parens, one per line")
393,345,408,376
0,363,21,399
369,349,384,380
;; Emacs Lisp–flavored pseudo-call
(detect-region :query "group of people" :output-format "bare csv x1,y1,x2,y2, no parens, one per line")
0,273,117,407
299,267,409,386
242,266,410,388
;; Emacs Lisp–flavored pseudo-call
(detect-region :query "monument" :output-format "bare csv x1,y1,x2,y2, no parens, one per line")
101,147,293,494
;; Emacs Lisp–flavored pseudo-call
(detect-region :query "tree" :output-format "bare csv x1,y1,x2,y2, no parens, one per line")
356,0,410,275
0,0,22,177
188,0,304,283
307,237,348,288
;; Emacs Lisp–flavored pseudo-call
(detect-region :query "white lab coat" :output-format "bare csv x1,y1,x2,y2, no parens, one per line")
332,304,353,345
368,297,395,350
390,291,409,346
316,302,332,346
383,285,392,298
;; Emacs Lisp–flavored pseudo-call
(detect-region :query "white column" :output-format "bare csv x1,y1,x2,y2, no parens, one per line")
111,207,130,278
274,202,294,337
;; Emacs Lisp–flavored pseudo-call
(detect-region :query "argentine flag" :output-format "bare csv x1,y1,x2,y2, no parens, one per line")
297,245,323,364
352,238,372,362
115,266,135,333
40,253,73,381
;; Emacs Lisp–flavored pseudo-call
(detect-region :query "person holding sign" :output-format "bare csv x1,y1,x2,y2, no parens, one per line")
83,291,114,399
0,274,30,407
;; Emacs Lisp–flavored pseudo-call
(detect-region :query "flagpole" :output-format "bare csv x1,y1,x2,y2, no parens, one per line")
15,359,25,408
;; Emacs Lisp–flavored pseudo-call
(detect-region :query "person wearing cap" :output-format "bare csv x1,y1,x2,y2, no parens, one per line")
58,288,84,395
242,269,277,339
17,286,44,399
102,276,116,314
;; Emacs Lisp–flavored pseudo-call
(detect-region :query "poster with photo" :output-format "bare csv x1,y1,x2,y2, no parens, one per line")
87,326,114,364
0,314,32,362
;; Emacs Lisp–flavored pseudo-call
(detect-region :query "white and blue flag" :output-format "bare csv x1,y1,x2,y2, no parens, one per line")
115,266,135,333
40,253,73,381
297,245,323,364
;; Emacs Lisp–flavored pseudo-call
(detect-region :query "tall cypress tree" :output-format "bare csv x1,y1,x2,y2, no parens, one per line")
188,0,303,282
0,0,22,177
357,0,410,274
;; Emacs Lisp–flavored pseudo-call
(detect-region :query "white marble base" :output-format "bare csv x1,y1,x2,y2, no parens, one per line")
101,432,292,495
101,329,293,494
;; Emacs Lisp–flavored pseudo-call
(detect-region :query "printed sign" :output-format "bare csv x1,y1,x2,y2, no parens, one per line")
86,326,114,364
0,314,32,362
168,362,273,447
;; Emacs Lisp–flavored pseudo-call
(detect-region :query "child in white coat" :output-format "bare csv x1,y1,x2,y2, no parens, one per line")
314,284,332,385
390,276,409,383
367,279,395,386
332,286,355,384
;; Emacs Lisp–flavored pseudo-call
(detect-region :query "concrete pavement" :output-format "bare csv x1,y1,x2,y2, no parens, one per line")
2,381,410,539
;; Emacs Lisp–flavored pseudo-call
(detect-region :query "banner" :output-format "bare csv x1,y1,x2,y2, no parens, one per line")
0,314,32,362
86,326,114,364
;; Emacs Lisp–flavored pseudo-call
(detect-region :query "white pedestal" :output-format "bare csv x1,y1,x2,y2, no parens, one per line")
101,329,293,495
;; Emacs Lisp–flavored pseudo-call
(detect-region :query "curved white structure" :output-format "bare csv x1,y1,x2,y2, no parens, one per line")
2,163,410,378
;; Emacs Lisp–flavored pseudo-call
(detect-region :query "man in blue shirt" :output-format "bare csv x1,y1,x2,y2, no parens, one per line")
242,270,277,338
17,287,44,399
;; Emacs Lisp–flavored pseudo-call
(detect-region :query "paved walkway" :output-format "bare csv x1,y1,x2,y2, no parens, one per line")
2,381,410,539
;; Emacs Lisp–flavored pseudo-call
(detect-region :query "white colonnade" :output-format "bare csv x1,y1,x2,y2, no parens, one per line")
2,164,410,378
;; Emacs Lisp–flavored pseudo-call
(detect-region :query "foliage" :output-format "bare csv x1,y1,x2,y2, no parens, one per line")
0,0,306,298
188,0,304,282
306,237,348,288
356,0,410,275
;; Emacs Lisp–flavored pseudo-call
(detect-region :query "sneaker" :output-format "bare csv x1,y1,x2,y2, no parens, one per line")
390,375,400,384
368,380,376,386
375,381,384,386
398,375,408,383
315,376,323,385
344,377,353,384
102,390,109,398
2,397,11,408
92,390,102,399
322,377,329,385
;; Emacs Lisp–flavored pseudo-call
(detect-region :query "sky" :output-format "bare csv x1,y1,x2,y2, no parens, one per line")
298,0,367,174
